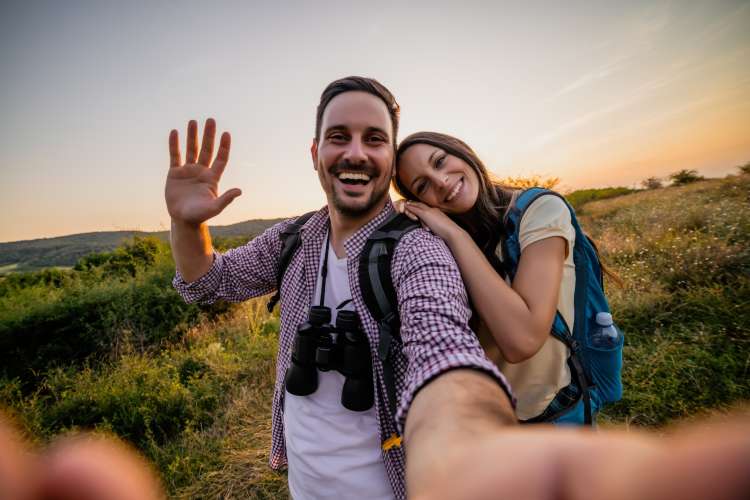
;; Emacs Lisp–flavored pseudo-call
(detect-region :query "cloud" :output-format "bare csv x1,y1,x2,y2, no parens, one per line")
530,40,750,149
550,58,628,99
546,2,672,101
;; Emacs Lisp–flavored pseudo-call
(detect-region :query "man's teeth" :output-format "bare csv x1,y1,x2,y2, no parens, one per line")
337,172,371,182
446,180,463,201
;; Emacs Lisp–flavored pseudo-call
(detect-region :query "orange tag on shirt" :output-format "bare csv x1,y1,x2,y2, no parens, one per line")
382,433,402,451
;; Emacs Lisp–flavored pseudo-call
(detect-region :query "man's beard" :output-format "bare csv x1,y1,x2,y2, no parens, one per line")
327,160,391,217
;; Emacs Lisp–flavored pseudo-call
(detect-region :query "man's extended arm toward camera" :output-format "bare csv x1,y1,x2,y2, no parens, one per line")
404,369,523,499
405,371,750,500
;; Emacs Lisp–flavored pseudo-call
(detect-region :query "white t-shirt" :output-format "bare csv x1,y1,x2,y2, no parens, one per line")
284,233,394,500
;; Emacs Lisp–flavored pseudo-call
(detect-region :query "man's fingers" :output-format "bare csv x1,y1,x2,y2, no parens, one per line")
197,118,216,166
211,132,232,177
38,436,164,500
168,130,181,167
0,416,36,500
185,120,198,164
214,188,242,213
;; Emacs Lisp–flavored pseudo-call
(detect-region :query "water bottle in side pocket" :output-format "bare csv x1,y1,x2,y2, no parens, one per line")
591,312,620,349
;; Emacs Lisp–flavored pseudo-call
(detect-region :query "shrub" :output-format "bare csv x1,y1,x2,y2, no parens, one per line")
669,169,704,186
40,360,195,447
641,177,663,190
0,234,246,387
74,236,163,278
213,235,252,251
0,268,208,385
0,268,78,297
499,175,560,190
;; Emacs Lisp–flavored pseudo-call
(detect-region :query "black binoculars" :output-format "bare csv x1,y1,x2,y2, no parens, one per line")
284,305,374,411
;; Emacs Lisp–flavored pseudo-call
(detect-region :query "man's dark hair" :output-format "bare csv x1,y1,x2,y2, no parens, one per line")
315,76,401,146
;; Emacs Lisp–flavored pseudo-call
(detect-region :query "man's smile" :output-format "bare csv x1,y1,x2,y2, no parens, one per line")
337,171,372,185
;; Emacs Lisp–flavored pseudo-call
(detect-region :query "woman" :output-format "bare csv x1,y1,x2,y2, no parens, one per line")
394,131,587,424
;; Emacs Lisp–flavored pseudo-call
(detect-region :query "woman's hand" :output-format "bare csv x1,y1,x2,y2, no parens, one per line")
395,199,465,242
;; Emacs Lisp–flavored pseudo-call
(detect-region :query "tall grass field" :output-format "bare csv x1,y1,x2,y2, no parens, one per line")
1,173,748,498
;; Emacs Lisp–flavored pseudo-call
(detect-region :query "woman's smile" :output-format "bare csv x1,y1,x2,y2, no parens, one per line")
397,144,480,214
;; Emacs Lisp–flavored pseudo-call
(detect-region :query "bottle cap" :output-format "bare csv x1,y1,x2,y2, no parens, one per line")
595,312,613,326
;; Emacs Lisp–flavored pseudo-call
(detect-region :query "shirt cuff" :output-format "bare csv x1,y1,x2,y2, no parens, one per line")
395,352,515,434
172,251,223,304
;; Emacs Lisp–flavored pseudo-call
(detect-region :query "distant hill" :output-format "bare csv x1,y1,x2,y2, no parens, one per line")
0,218,287,274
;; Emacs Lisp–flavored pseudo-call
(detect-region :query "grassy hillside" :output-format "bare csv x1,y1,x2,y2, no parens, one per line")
0,218,286,274
0,174,748,497
582,175,749,426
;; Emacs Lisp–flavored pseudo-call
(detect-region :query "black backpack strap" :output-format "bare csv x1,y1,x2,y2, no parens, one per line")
548,300,593,425
358,212,420,419
266,211,317,312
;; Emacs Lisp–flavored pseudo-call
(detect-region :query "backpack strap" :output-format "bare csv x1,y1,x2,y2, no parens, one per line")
266,211,317,313
358,212,420,420
503,188,594,425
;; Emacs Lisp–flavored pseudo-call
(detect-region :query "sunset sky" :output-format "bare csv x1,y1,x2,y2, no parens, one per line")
1,0,748,242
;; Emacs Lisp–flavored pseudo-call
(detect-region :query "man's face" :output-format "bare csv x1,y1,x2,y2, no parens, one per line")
312,91,394,219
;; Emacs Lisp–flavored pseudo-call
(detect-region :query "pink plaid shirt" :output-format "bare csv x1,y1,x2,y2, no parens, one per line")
173,201,512,499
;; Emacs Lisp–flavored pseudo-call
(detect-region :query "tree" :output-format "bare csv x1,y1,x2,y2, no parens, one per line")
669,169,704,186
738,161,750,175
641,177,663,190
499,175,560,190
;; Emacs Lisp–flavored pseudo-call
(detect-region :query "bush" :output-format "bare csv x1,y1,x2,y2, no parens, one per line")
669,169,704,186
0,266,208,386
641,177,663,190
499,175,560,190
74,236,162,278
40,360,196,447
0,268,77,297
738,162,750,175
0,236,245,386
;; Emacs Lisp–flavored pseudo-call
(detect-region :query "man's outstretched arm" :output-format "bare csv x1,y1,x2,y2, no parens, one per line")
405,371,750,500
403,369,531,500
166,118,241,283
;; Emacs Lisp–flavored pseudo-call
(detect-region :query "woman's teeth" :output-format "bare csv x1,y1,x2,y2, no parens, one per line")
446,179,463,201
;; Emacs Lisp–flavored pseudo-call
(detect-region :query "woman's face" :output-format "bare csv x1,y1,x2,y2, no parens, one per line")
397,143,480,214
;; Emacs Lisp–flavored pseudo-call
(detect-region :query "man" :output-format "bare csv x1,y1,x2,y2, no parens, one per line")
166,76,515,499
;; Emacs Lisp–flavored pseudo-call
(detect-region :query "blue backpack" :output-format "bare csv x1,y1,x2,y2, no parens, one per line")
501,188,624,425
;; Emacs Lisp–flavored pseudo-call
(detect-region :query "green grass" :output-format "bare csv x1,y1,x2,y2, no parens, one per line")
581,175,750,425
1,299,288,498
565,186,636,211
1,174,748,497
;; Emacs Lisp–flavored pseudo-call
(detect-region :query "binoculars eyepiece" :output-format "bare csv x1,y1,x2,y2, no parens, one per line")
284,306,374,411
